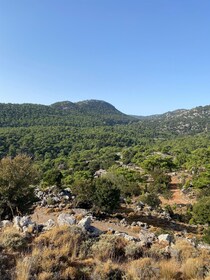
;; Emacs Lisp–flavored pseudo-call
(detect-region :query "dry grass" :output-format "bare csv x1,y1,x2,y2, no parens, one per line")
91,234,128,262
126,257,160,280
181,257,205,279
2,223,210,280
172,239,198,261
16,257,32,280
37,271,54,280
159,259,180,280
93,260,124,280
0,226,27,252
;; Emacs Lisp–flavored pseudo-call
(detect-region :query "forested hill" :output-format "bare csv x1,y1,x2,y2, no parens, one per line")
134,105,210,135
0,100,135,127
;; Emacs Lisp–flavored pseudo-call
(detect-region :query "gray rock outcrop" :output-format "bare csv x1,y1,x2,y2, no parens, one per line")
57,213,76,226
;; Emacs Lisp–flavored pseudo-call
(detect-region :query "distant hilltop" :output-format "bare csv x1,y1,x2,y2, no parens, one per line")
0,100,209,134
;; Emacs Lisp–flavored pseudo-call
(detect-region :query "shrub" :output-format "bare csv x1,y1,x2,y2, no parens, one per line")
126,258,160,280
191,196,210,225
181,257,204,279
93,178,121,213
0,227,27,251
139,192,161,208
0,154,39,218
159,259,180,280
92,260,124,280
124,242,143,260
203,227,210,244
172,240,198,262
91,235,127,262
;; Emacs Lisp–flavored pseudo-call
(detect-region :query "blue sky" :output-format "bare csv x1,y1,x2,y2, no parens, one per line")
0,0,210,115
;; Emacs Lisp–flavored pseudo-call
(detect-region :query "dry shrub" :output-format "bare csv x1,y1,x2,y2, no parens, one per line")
124,242,143,260
0,252,16,280
0,226,27,251
15,226,88,279
37,271,54,280
60,267,78,279
93,260,124,280
130,226,140,233
172,239,198,261
92,234,127,262
34,225,86,259
126,257,160,280
16,257,32,280
147,243,169,261
74,213,84,221
181,257,206,279
159,259,180,280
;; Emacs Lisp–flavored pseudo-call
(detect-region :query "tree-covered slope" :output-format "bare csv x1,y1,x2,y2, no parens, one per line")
0,100,135,128
134,105,210,135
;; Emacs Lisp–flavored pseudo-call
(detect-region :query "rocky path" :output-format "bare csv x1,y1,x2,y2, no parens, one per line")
31,207,139,237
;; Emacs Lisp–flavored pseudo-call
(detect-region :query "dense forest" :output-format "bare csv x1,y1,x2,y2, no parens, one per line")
0,100,209,212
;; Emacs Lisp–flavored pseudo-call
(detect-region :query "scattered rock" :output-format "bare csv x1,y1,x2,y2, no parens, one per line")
115,232,140,242
13,216,37,233
87,226,103,237
57,213,76,226
0,220,13,228
158,234,174,245
139,230,156,246
78,216,92,230
43,219,56,231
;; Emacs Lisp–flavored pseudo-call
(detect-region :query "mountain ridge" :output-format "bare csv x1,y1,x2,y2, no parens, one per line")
0,99,135,127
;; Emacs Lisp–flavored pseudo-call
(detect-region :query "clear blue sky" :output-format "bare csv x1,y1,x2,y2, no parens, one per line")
0,0,210,115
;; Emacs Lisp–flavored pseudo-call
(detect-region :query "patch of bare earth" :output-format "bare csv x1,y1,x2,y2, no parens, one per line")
160,175,195,206
31,206,140,238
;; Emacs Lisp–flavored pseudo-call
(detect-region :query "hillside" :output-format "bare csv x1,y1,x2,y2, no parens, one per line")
134,105,210,135
0,100,135,128
0,102,210,279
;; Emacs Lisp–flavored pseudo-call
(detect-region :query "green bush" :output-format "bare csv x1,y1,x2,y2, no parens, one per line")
93,178,121,213
191,196,210,225
203,227,210,244
139,193,161,208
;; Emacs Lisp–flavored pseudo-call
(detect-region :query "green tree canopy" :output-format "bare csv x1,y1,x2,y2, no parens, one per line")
93,178,121,213
191,196,210,225
0,154,39,218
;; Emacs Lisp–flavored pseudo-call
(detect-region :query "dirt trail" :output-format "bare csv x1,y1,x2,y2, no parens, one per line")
160,175,195,205
31,207,139,238
31,174,196,237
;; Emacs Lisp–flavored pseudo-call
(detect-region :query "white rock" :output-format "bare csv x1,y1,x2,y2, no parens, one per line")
57,213,76,226
158,234,174,244
43,219,56,231
78,216,92,230
0,220,13,228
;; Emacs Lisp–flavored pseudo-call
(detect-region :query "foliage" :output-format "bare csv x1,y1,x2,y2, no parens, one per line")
149,171,172,199
139,192,161,208
203,227,210,244
191,196,210,225
71,179,95,208
192,165,210,190
0,154,39,218
42,169,63,188
142,154,175,172
93,178,121,213
105,167,143,197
